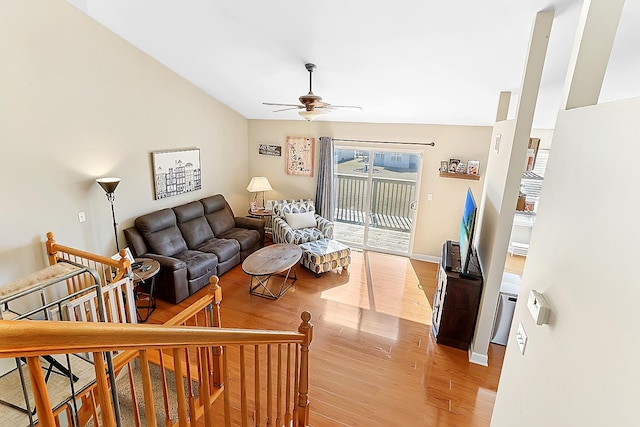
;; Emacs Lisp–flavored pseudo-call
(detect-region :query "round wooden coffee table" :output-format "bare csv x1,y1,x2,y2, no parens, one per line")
242,243,302,299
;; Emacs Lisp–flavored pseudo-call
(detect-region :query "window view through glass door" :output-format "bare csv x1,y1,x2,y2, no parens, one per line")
333,147,420,254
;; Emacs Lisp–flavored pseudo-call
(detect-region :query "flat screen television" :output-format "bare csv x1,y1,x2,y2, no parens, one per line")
457,187,479,277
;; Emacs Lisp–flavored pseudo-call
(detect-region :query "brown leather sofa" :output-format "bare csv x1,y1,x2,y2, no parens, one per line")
124,194,264,304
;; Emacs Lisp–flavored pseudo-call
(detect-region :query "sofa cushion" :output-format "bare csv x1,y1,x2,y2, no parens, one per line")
174,201,215,248
135,209,188,257
172,250,217,280
219,228,260,251
201,195,236,235
196,238,240,263
285,211,316,230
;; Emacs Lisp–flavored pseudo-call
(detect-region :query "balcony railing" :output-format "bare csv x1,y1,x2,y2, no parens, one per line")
334,174,415,232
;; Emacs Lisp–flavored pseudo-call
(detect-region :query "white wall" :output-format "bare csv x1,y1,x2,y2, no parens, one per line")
248,120,491,258
491,97,640,426
0,0,248,284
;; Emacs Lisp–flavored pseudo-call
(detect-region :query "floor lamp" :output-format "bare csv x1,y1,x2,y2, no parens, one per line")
96,177,121,251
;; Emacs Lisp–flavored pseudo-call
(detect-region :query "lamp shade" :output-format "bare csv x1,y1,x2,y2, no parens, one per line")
246,177,272,193
96,177,121,194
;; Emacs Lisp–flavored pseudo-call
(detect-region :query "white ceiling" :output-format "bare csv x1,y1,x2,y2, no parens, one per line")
68,0,640,129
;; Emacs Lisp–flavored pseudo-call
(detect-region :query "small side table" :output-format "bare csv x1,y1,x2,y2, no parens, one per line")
132,258,160,322
247,209,273,239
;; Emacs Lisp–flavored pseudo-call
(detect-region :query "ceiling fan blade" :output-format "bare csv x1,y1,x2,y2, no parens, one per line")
309,101,330,108
263,102,303,107
325,104,363,110
272,106,304,112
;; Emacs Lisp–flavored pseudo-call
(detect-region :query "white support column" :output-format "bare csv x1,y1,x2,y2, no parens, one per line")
495,91,511,122
470,10,554,366
562,0,626,110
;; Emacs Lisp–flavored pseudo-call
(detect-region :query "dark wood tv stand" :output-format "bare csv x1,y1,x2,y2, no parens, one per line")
432,241,484,350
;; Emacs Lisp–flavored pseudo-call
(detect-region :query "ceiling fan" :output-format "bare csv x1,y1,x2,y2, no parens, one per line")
263,63,362,121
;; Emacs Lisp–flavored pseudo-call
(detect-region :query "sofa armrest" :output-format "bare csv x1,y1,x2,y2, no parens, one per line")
315,215,334,239
123,227,148,258
272,217,295,244
235,216,266,246
139,253,189,304
140,253,186,271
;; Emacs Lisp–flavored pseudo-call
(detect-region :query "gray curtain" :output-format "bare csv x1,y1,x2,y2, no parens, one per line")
314,136,335,220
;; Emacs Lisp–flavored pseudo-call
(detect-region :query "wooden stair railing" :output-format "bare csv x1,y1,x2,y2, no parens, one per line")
0,298,313,427
46,231,132,293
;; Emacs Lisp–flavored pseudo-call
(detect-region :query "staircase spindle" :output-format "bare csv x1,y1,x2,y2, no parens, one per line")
139,350,158,427
126,360,142,427
293,342,300,426
157,350,172,426
266,344,273,426
92,353,117,427
222,346,232,427
199,347,214,426
240,345,249,427
285,343,292,426
276,344,283,427
254,345,261,426
26,356,56,427
172,348,189,427
183,347,197,427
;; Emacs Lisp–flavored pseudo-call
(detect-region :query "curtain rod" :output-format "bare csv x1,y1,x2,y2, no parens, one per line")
331,138,435,147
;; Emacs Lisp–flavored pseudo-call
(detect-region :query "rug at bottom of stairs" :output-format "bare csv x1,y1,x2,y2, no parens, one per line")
88,358,200,427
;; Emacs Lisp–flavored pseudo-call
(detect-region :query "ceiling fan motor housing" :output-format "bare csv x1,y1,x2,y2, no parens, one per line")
299,93,323,110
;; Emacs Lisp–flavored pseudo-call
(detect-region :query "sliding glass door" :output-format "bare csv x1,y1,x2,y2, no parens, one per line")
333,147,420,255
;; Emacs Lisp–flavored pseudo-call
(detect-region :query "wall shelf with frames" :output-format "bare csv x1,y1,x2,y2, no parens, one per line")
439,171,480,181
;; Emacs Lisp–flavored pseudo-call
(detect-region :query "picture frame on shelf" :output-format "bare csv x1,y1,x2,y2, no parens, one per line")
448,158,460,173
440,161,449,172
455,162,467,174
467,160,480,175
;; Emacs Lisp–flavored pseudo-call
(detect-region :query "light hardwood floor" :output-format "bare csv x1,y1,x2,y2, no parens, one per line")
151,249,505,426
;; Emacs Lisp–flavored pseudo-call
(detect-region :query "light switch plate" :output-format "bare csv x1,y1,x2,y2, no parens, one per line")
516,322,527,355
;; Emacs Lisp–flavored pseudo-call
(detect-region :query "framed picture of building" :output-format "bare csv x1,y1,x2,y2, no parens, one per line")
285,136,315,177
152,148,202,199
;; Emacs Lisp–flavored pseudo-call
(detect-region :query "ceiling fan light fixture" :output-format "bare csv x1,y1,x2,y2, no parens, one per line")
298,110,326,121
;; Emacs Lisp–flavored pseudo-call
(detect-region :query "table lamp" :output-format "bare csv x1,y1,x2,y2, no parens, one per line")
246,177,272,211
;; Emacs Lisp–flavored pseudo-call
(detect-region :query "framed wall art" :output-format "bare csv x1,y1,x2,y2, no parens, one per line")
285,136,315,177
152,148,201,199
259,144,282,156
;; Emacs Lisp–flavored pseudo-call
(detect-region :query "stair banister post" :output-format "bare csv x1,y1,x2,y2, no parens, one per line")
46,231,58,265
296,311,313,427
209,276,224,387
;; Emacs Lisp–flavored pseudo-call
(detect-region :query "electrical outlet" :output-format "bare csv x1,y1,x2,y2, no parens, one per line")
516,322,527,355
78,212,86,223
427,193,433,201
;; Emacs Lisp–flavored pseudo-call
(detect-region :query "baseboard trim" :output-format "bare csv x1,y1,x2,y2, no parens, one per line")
469,349,489,366
410,253,440,264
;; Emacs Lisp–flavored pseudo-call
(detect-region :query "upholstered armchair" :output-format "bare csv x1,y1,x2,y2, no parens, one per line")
271,199,334,245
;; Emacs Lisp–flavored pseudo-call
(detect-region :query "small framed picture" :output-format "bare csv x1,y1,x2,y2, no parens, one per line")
455,162,467,174
440,161,449,172
467,160,480,175
449,158,460,173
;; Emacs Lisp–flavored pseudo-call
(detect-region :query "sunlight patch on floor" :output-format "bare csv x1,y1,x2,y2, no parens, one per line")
319,250,433,339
